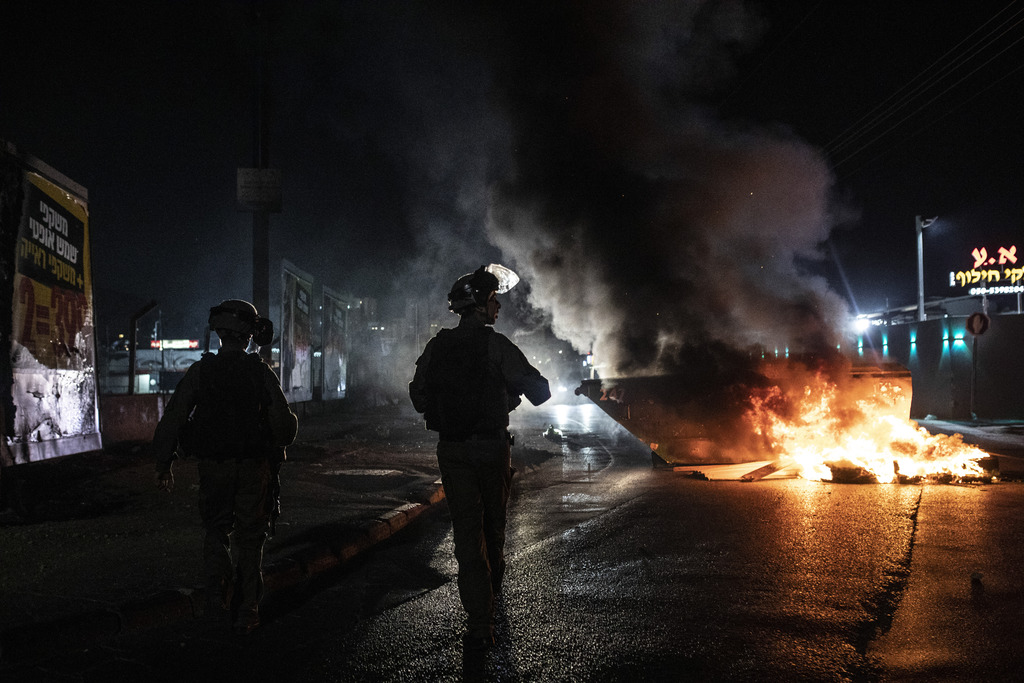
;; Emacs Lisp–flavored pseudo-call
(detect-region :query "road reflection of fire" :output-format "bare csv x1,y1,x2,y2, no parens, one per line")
746,365,989,484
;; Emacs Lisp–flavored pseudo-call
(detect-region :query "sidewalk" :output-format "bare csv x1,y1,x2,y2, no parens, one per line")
0,401,444,665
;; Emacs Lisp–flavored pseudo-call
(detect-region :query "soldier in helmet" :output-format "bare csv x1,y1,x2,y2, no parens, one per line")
409,265,551,650
152,299,297,634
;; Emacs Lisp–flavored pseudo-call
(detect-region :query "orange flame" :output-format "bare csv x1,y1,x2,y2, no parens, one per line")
746,370,989,483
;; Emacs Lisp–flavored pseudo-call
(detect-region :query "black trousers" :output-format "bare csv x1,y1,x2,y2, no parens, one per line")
436,437,512,637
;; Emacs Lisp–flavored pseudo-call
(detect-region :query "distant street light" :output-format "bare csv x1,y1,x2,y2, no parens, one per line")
916,215,937,322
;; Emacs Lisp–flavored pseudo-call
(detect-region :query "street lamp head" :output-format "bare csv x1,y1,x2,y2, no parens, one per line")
917,215,938,231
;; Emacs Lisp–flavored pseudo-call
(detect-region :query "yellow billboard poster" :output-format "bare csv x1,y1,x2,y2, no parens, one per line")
3,152,101,463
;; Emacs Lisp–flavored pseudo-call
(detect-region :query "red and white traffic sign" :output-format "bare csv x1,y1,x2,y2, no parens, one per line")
966,312,990,336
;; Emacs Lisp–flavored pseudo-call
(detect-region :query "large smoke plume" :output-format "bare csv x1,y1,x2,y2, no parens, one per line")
480,1,849,376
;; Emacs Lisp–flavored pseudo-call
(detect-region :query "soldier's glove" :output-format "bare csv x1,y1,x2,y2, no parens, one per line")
155,470,174,492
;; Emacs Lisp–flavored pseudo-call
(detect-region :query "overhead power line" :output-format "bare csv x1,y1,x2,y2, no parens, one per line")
826,2,1024,172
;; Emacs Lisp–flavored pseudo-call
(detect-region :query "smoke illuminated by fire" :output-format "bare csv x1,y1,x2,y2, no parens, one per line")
745,366,989,484
483,0,850,377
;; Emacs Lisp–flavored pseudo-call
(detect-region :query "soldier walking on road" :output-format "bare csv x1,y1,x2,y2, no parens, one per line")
409,264,551,651
152,299,297,634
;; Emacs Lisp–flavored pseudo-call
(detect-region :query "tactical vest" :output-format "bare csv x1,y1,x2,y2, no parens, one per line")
423,326,509,436
183,352,272,459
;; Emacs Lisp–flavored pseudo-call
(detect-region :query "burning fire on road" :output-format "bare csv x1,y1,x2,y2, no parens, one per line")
576,354,991,484
744,359,989,484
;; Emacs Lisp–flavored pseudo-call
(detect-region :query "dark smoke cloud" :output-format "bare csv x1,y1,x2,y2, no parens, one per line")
479,0,849,376
271,0,849,375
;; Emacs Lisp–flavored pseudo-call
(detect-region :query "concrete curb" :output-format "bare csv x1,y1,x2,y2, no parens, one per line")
0,483,446,666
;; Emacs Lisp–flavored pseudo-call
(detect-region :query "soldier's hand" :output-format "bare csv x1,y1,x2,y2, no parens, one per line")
156,471,174,492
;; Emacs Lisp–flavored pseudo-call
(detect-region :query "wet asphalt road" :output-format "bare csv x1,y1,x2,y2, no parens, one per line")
6,403,1023,682
303,424,923,682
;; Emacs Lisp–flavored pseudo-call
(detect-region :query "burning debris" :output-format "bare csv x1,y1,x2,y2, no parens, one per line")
577,354,991,484
744,356,990,484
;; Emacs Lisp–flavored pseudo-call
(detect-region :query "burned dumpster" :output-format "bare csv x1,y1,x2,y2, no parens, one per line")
575,354,986,482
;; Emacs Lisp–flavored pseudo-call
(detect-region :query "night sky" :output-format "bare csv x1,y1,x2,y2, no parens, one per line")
736,2,1024,316
2,1,1021,367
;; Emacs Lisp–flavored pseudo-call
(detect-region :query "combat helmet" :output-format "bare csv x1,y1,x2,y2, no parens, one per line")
447,264,520,313
208,299,274,346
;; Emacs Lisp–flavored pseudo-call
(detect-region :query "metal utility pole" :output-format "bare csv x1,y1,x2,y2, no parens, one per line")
253,0,270,323
238,0,280,362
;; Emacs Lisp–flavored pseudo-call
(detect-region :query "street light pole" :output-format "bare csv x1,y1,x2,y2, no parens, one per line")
916,215,937,322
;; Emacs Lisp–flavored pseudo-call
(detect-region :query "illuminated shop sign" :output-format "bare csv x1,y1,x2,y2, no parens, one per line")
949,244,1024,295
149,339,200,350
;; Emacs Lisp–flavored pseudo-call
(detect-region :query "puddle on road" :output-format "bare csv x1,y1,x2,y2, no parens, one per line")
562,445,612,480
322,469,403,477
560,492,607,513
